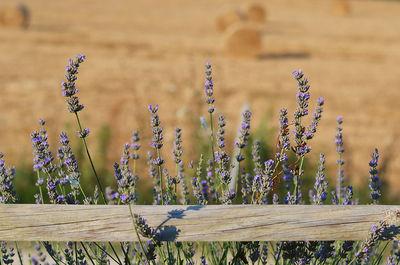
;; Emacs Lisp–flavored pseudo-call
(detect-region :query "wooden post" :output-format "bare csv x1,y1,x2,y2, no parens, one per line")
0,205,399,242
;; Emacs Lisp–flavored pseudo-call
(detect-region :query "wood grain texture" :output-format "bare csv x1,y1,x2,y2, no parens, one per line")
0,205,399,242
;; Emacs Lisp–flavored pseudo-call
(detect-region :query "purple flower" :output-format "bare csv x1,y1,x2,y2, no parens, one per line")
31,120,56,174
310,153,328,205
216,115,226,149
335,116,345,203
369,148,380,204
172,128,183,164
277,109,290,154
58,132,81,192
113,157,137,204
61,54,86,113
76,128,90,138
234,110,252,161
0,154,17,204
292,70,312,158
305,97,324,140
148,105,163,150
204,61,215,113
355,219,391,261
192,155,208,205
130,130,141,160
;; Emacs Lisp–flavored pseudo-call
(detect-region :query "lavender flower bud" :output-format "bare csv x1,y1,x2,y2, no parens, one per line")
369,148,380,204
192,155,207,205
292,70,312,158
61,54,86,113
59,132,81,190
204,61,215,114
31,120,56,174
344,185,354,205
76,128,90,138
277,108,290,155
130,130,141,160
335,116,345,203
311,153,328,205
148,105,163,150
0,156,17,204
235,110,252,150
355,219,391,262
172,128,183,164
305,97,324,140
216,115,226,149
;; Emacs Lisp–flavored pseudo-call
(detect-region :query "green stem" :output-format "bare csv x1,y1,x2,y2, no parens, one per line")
294,156,304,204
80,242,96,265
78,183,87,199
120,243,132,265
337,152,342,205
156,149,164,205
74,242,78,265
236,159,240,200
37,171,44,204
92,242,121,265
128,203,149,265
108,242,123,265
209,112,215,162
14,242,24,265
74,112,106,204
373,241,390,265
41,242,64,265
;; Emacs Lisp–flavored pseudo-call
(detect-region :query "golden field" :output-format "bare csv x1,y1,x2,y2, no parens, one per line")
1,0,400,198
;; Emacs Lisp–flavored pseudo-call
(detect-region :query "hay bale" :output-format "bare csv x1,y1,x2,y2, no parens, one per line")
246,3,267,24
331,0,351,17
223,23,262,58
216,9,245,33
0,3,29,28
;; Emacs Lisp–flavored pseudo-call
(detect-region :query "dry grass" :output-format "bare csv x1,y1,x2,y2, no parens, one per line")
1,0,400,196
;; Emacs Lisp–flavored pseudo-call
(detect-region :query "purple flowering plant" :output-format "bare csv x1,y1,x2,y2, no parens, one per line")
0,55,399,264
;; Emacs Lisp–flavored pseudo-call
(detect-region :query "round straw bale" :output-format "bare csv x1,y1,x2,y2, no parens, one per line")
246,3,267,24
0,3,29,28
331,0,351,17
216,9,245,33
223,23,262,58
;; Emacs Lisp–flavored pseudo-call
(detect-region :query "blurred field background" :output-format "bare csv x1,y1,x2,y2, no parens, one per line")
1,0,400,203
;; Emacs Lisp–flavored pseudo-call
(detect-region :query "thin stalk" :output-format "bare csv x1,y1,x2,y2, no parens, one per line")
37,171,44,204
80,242,96,265
74,242,78,265
128,203,149,265
274,243,282,265
108,242,123,265
120,243,132,265
92,242,122,265
156,148,164,205
41,242,64,265
236,159,241,201
373,241,390,265
294,156,305,204
337,152,343,205
14,242,24,265
78,183,87,199
177,244,182,265
209,112,215,163
74,112,106,204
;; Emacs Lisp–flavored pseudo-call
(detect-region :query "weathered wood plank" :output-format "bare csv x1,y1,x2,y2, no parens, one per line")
0,205,399,242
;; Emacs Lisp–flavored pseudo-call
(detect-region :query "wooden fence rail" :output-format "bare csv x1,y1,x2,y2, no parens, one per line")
0,205,399,242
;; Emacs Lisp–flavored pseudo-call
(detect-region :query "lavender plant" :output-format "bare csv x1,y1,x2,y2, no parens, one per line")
0,56,399,265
